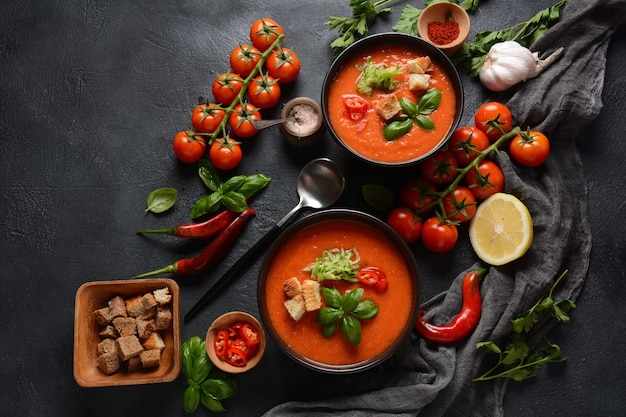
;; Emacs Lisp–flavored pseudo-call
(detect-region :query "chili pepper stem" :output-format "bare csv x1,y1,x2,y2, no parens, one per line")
136,228,176,235
132,263,178,279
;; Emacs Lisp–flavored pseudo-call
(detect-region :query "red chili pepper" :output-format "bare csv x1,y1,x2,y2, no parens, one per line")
213,330,229,359
356,266,388,293
225,346,248,367
240,323,260,348
136,210,238,239
132,209,256,278
415,268,486,344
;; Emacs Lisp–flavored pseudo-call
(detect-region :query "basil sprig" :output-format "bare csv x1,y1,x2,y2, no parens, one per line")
181,336,237,413
190,159,270,219
383,89,442,141
317,287,378,346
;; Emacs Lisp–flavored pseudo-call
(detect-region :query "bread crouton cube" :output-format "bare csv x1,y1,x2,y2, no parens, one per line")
155,306,172,330
140,349,161,368
97,338,118,357
375,94,402,120
142,332,165,351
98,325,118,339
153,288,172,305
108,296,127,319
408,74,431,92
284,294,306,321
112,316,137,337
127,355,143,373
93,307,112,326
282,277,302,298
125,295,148,318
136,318,156,340
97,351,120,375
301,280,322,312
141,292,158,310
407,56,433,74
116,335,144,361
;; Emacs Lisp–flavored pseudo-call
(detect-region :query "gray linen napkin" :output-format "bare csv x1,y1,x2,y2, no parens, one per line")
263,0,626,415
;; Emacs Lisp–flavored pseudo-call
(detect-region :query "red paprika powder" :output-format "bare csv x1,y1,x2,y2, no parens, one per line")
427,20,460,45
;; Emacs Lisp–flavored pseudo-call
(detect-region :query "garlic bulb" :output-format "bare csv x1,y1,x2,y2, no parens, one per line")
479,41,564,92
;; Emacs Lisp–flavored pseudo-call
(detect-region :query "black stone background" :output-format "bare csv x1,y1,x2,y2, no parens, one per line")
1,1,624,416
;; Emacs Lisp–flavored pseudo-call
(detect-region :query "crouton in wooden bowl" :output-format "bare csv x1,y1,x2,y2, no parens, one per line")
73,278,180,387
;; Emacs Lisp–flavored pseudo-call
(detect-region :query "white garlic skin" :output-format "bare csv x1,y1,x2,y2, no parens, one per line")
479,41,538,92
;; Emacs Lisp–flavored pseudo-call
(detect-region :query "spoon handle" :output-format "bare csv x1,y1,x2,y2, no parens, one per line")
184,223,283,323
251,118,288,130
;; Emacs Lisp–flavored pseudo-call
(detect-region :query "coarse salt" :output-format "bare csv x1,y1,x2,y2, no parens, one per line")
286,103,319,135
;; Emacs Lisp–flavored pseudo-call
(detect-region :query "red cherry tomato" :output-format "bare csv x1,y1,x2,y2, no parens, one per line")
173,130,206,163
209,137,242,170
342,94,370,120
266,47,301,84
421,217,458,253
212,72,244,105
249,18,284,51
191,103,225,134
442,186,477,223
420,150,459,185
229,44,261,78
509,130,550,167
229,102,261,138
448,126,490,166
465,160,505,200
474,101,514,141
247,74,281,109
386,207,422,244
399,177,437,214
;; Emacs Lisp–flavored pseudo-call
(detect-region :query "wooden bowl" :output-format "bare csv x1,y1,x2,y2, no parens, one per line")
73,278,180,387
206,311,266,374
417,2,470,56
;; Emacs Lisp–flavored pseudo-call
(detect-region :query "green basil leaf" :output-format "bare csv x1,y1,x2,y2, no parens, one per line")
181,344,194,379
191,355,212,383
145,187,177,213
237,174,271,198
322,321,339,338
190,192,223,219
414,115,435,131
200,378,237,400
221,175,247,194
221,191,248,212
318,307,342,325
182,385,200,413
416,88,442,114
352,299,379,320
342,288,363,314
321,287,343,309
198,160,222,191
383,118,413,141
398,97,418,118
362,184,394,211
200,392,226,412
341,315,362,345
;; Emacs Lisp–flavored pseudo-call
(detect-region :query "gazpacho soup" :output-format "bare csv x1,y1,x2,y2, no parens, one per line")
262,218,417,368
327,44,457,163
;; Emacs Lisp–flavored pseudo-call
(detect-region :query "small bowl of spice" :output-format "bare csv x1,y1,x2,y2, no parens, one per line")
279,97,325,147
417,1,470,56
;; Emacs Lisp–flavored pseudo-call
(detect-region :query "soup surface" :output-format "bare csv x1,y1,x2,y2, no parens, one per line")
262,219,416,367
327,44,457,163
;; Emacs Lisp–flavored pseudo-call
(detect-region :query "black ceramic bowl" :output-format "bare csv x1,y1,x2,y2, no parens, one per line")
321,32,464,167
258,209,420,374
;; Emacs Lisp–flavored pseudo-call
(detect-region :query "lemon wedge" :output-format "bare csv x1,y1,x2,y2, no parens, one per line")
468,193,533,266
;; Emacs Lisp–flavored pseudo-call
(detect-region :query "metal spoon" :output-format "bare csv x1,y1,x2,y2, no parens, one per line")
252,117,294,130
185,158,345,322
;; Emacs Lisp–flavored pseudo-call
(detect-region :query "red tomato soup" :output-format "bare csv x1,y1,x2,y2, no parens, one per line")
327,44,457,163
263,219,416,366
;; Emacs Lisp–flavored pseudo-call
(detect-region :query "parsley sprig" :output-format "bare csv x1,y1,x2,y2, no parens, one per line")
474,270,575,382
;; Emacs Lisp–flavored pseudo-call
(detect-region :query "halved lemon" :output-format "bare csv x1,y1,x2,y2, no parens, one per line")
468,193,533,266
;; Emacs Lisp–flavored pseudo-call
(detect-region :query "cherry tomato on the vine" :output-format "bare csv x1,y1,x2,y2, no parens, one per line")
509,130,550,167
474,101,514,142
229,44,261,78
442,186,477,223
386,207,422,244
399,177,437,214
191,103,225,134
212,72,244,105
249,18,284,51
421,217,458,253
420,150,459,185
209,137,243,170
266,47,301,84
465,160,505,200
449,126,490,166
342,94,369,121
229,102,261,138
173,130,206,163
247,74,281,109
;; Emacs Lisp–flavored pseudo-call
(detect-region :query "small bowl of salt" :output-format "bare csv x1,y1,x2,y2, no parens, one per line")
279,97,325,147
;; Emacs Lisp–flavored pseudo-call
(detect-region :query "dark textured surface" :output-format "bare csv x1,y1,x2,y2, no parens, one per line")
1,1,624,416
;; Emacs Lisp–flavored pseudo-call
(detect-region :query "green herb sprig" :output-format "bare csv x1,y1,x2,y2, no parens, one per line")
325,0,394,54
473,270,575,382
318,287,379,345
357,58,404,95
190,159,270,219
383,90,442,141
181,336,237,413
